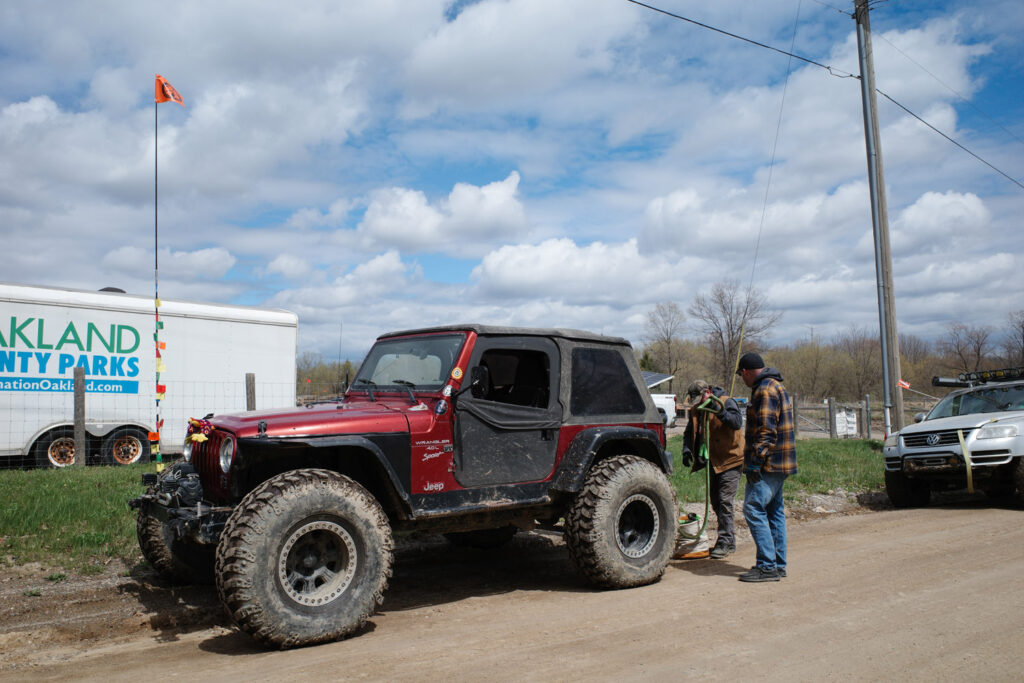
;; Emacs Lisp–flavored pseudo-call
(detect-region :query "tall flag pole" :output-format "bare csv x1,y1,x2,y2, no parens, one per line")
153,74,184,472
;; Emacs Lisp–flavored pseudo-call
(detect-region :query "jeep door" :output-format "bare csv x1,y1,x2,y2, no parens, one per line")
453,336,561,487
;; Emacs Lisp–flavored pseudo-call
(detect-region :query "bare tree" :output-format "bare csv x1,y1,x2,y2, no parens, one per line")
938,323,993,373
834,326,882,399
643,302,686,391
1001,310,1024,366
687,279,781,387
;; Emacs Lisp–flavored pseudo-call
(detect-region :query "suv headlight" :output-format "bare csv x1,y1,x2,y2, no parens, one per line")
182,439,193,463
977,424,1018,440
884,433,899,448
219,435,235,473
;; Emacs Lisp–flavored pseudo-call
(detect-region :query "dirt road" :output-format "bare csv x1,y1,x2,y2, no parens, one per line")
2,497,1022,681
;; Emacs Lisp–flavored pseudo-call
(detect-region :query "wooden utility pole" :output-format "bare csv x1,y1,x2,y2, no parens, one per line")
855,0,904,434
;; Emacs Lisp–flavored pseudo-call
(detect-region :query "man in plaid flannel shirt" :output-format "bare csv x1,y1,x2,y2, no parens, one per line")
736,352,796,583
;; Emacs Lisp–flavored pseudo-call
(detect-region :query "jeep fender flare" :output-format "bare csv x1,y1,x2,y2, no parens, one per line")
550,426,672,494
238,434,412,515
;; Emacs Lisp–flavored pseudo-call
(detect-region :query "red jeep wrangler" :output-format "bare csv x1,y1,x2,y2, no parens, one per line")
131,325,676,648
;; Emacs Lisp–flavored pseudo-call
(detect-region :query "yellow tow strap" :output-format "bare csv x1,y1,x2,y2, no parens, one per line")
956,429,973,494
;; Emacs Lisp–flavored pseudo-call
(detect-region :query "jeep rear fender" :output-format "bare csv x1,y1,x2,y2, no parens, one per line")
549,427,672,494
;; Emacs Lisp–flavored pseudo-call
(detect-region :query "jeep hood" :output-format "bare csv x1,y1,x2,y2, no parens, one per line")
208,400,424,439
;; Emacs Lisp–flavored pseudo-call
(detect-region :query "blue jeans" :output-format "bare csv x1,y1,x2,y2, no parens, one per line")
743,471,788,571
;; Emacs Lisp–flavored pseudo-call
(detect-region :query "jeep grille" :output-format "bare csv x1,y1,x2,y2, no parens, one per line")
188,431,231,503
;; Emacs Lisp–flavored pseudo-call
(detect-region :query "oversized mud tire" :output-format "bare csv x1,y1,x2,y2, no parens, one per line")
885,470,931,508
565,455,677,589
444,526,518,549
136,508,215,584
215,469,393,649
102,427,151,466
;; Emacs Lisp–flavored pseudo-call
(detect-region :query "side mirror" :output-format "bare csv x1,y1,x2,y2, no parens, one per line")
454,365,489,400
913,412,926,423
469,365,489,398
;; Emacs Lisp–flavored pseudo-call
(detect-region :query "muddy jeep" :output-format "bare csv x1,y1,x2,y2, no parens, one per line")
130,325,676,648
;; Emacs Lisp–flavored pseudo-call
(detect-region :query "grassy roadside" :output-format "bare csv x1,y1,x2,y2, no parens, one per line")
668,435,884,507
1,439,885,574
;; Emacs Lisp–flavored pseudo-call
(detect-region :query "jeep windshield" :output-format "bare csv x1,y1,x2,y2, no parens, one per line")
926,383,1024,419
351,334,465,393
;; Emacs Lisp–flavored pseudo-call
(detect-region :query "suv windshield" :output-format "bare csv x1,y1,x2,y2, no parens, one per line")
352,334,465,392
927,383,1024,419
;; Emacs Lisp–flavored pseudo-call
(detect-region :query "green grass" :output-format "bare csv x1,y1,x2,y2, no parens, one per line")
667,435,885,508
0,439,887,574
0,463,155,573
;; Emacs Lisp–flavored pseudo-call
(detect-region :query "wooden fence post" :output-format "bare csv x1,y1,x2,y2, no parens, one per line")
246,373,256,411
74,367,86,466
792,395,800,438
827,397,837,439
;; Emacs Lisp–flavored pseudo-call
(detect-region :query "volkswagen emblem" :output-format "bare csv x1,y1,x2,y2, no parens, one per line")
925,433,941,446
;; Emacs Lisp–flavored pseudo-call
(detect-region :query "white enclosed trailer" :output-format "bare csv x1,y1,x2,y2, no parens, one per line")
0,283,297,467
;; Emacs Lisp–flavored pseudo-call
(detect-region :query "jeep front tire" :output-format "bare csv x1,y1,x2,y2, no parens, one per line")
215,469,393,649
565,454,677,589
137,508,215,584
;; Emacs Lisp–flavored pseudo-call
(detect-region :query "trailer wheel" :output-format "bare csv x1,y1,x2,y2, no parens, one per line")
34,428,78,468
102,427,151,466
565,454,677,589
216,469,393,649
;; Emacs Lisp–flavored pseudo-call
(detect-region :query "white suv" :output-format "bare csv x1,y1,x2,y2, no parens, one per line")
883,367,1024,507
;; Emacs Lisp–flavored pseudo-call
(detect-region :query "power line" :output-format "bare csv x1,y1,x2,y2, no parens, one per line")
627,0,1024,192
877,89,1024,190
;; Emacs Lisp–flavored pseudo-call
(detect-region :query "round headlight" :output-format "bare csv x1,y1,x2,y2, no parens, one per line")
219,435,235,473
182,439,193,462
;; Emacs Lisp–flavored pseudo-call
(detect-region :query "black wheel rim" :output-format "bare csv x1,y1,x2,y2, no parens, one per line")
278,519,357,606
615,493,659,558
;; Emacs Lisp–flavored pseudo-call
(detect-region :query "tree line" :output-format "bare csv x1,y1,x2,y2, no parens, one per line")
293,292,1024,407
640,280,1024,404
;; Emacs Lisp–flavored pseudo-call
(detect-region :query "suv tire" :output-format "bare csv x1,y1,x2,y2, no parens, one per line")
565,455,677,589
885,469,931,508
1013,458,1024,504
215,469,393,648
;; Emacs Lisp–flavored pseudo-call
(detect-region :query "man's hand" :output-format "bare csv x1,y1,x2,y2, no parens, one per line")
744,463,762,484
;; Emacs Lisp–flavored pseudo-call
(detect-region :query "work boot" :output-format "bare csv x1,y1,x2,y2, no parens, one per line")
738,566,780,583
708,542,735,559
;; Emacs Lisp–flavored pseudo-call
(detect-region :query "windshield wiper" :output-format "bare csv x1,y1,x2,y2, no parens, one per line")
392,379,417,404
355,378,376,401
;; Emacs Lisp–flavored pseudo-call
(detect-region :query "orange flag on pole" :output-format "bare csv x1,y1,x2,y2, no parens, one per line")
155,74,185,107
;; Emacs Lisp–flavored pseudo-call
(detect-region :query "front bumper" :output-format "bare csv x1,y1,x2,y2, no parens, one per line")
128,464,232,545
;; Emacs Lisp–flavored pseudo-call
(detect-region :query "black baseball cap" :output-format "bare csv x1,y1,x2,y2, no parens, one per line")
736,352,765,374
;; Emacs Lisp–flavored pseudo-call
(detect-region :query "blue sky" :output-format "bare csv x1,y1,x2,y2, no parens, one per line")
1,0,1022,360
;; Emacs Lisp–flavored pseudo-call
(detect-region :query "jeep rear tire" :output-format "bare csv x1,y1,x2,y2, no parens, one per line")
885,469,931,508
215,469,393,649
565,455,677,589
137,508,215,584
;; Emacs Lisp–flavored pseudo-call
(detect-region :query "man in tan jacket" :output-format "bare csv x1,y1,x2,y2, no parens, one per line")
681,380,745,559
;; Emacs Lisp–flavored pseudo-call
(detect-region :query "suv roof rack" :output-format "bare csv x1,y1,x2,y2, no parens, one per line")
955,366,1024,385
